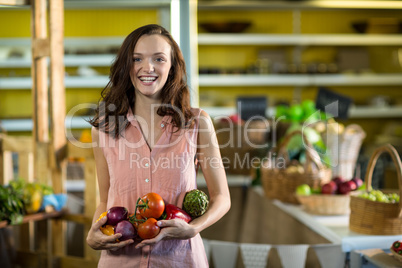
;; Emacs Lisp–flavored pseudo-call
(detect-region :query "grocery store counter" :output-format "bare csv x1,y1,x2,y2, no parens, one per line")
245,187,402,267
200,184,402,267
265,187,402,253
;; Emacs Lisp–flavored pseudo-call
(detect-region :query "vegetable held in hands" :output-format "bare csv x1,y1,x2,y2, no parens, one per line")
106,206,128,226
136,192,165,219
162,204,192,223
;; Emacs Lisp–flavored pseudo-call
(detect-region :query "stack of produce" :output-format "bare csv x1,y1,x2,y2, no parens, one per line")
97,189,209,240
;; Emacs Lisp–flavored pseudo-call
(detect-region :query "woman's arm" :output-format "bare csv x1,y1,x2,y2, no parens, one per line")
135,110,230,248
187,109,231,233
86,127,134,250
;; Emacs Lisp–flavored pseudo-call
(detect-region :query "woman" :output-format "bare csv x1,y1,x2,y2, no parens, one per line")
86,24,231,267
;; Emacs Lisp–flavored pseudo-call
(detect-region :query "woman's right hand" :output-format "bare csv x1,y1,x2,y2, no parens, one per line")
86,215,134,251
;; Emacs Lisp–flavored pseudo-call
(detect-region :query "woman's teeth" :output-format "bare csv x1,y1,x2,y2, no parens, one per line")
140,77,156,82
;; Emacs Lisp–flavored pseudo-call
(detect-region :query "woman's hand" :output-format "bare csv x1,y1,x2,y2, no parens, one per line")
135,219,196,249
86,215,134,251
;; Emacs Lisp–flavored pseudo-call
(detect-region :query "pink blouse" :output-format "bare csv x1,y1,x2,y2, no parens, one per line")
97,107,208,268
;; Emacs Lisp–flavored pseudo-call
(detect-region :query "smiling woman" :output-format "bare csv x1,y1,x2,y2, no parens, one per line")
86,24,231,268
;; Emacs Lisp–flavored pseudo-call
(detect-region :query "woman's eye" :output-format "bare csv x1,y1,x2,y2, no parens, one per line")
155,57,165,62
133,58,141,62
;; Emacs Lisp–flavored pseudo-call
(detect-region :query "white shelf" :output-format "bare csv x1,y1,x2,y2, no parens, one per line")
202,106,402,119
198,0,402,10
198,34,402,46
0,75,110,89
0,54,116,68
198,74,402,87
1,105,401,132
0,116,92,132
3,73,402,89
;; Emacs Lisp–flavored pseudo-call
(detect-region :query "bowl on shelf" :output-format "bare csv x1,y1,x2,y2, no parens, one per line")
199,21,252,33
351,18,402,34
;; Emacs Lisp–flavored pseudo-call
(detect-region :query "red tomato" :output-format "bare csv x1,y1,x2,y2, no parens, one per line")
137,192,165,219
137,218,160,240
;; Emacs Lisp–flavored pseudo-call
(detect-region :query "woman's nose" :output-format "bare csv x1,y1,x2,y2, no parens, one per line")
143,59,154,73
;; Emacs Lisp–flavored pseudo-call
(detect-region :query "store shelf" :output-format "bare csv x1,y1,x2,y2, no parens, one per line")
198,34,402,46
202,106,402,119
0,209,66,229
0,116,91,132
3,73,401,89
198,0,402,10
1,105,401,133
198,74,402,87
0,75,109,89
0,54,116,68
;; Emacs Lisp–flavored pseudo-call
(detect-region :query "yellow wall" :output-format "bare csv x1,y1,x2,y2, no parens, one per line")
0,8,158,119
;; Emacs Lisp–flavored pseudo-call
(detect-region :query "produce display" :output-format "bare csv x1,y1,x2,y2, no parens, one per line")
358,190,400,203
0,179,56,225
296,175,364,196
97,190,208,241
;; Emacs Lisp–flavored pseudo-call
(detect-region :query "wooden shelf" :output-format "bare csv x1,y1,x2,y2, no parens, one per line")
0,209,66,229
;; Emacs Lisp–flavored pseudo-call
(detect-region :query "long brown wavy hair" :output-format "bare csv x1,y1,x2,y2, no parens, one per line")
89,24,193,138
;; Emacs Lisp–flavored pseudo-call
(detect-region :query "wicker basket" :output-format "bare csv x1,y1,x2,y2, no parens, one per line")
296,194,350,215
325,124,366,180
349,144,402,235
261,130,332,204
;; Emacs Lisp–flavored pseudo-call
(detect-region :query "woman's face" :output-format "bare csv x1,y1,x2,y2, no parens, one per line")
131,34,172,100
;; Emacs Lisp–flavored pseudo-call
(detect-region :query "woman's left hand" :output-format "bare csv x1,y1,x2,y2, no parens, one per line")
135,219,196,249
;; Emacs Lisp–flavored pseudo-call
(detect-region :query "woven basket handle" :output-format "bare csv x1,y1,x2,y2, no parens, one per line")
364,144,402,217
276,130,324,171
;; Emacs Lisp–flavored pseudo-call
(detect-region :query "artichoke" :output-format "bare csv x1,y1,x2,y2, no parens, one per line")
183,189,209,218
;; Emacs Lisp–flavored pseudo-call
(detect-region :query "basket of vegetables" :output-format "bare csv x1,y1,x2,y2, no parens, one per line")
261,130,332,204
349,144,402,235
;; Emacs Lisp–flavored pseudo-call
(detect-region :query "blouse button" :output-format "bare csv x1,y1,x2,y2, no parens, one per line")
145,178,149,183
